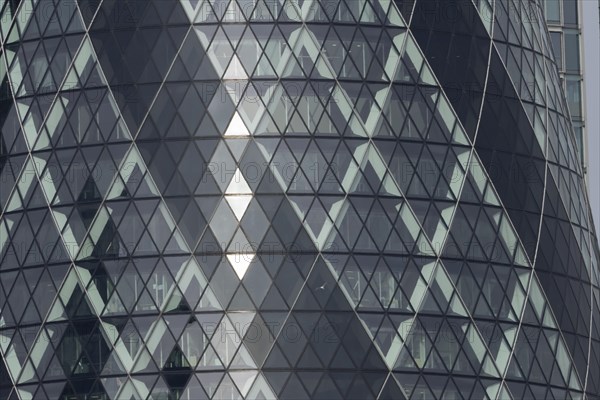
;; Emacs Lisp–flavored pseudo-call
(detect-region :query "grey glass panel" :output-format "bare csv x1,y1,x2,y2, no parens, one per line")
550,31,562,67
566,78,582,118
573,124,584,163
545,0,561,23
563,0,578,25
564,32,580,72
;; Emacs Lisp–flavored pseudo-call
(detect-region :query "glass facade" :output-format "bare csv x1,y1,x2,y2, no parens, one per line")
0,0,598,399
542,0,587,173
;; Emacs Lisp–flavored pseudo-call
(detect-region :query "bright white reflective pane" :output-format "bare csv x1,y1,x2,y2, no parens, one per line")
226,169,252,195
227,253,255,279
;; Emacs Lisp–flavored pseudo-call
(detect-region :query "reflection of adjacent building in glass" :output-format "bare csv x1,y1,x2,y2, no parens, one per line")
544,0,587,173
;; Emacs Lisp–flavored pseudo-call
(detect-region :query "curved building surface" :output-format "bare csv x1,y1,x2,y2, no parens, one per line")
0,0,599,399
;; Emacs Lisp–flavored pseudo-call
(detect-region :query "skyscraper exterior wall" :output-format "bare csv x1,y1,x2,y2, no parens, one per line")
0,0,599,399
542,0,588,174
